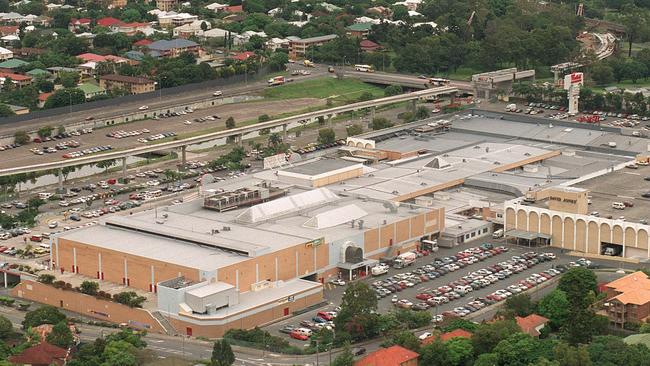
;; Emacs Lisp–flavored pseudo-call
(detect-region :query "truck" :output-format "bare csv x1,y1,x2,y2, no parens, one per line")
393,252,417,269
303,60,314,67
268,76,285,87
371,264,390,276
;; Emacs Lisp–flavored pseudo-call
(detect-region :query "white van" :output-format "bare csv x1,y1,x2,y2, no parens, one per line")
39,243,50,249
612,202,625,210
492,229,504,239
38,192,53,200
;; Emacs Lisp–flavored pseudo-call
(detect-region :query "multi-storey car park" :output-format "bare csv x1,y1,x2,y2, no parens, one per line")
11,109,650,335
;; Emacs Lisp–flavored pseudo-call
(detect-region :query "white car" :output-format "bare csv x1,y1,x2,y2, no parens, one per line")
48,221,58,229
418,332,433,341
330,279,346,286
213,90,223,96
184,120,192,125
138,105,149,110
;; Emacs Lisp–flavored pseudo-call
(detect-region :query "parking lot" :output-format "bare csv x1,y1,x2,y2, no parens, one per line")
264,240,574,346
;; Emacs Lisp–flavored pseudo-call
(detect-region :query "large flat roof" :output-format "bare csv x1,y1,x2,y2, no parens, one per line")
281,158,359,176
572,165,650,223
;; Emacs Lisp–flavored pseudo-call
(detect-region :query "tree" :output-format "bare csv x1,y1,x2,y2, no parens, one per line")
258,114,270,122
95,159,116,174
37,126,54,138
346,124,362,136
390,331,420,352
0,316,12,339
102,340,137,366
14,131,29,145
201,21,209,31
384,85,403,97
27,197,45,210
621,5,648,57
590,63,614,85
46,321,74,349
624,59,647,83
113,292,146,308
0,104,14,117
44,89,85,109
80,281,99,296
22,305,66,329
537,289,570,330
331,345,354,366
334,282,380,343
471,319,520,355
558,267,597,305
225,117,236,129
420,339,452,366
554,343,592,366
371,117,394,130
446,337,474,365
415,106,430,120
504,293,534,317
474,353,499,366
268,51,289,71
211,339,235,366
318,128,336,144
493,333,539,366
59,71,79,88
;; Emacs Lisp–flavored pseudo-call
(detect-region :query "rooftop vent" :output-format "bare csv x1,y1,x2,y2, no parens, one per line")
222,226,231,231
358,220,364,230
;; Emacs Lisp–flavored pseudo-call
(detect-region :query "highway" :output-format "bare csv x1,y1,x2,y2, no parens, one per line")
0,85,458,177
0,64,331,138
342,69,473,91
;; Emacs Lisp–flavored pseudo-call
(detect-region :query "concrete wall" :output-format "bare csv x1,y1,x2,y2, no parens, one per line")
12,280,166,333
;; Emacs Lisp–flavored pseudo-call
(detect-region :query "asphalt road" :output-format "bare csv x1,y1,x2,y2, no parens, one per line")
0,64,331,138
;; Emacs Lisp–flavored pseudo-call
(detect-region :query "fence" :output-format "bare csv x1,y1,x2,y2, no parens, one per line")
0,66,272,126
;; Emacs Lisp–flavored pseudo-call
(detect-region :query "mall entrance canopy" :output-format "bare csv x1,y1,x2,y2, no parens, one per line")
337,259,378,281
505,229,552,247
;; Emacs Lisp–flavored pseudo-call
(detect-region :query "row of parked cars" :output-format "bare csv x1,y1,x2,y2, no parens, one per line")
293,139,347,155
33,128,94,144
372,243,507,300
393,251,558,320
137,132,177,143
62,145,113,159
30,140,82,155
192,115,221,123
280,310,339,341
106,129,151,139
153,109,194,118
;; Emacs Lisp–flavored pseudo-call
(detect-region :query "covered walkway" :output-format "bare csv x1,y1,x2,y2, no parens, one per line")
505,229,552,247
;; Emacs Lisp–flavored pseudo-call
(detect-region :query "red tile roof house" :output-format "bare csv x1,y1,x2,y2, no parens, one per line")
421,328,473,345
516,314,550,337
68,18,91,31
133,38,153,47
96,17,124,30
224,5,243,12
360,39,382,52
8,342,71,366
355,345,419,366
230,51,255,61
0,25,19,37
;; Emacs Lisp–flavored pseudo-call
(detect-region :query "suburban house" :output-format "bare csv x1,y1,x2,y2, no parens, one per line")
116,22,154,36
8,342,71,366
111,0,127,7
147,39,200,58
516,314,550,337
0,71,31,87
0,25,19,37
68,18,91,31
266,37,290,52
288,34,337,59
603,271,650,328
355,345,419,366
360,39,382,52
99,74,156,94
346,22,373,38
156,0,178,11
96,17,123,29
0,58,28,72
78,82,106,100
173,20,211,38
37,92,52,108
0,46,13,60
205,2,228,12
156,11,198,27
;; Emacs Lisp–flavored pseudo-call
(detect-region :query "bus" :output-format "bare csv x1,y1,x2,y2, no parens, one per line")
354,64,374,73
429,77,451,86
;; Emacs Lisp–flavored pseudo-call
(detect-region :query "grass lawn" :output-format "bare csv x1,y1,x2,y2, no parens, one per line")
591,79,650,92
263,77,384,103
445,67,481,81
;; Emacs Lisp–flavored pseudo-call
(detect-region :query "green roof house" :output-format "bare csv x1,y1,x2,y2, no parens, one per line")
77,82,106,100
346,23,373,38
26,68,50,78
0,58,28,70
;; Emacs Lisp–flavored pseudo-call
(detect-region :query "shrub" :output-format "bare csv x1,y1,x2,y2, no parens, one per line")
113,291,146,308
37,274,55,284
79,281,99,296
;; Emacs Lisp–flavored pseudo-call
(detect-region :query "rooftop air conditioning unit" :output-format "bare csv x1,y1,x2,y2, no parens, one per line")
222,226,231,231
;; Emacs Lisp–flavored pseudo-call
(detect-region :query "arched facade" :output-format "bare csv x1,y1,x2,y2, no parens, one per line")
504,201,650,259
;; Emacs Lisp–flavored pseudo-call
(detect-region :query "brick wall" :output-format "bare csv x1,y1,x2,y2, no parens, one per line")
11,280,166,333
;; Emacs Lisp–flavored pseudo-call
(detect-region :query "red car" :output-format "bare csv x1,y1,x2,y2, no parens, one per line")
416,293,432,300
0,246,7,252
317,312,333,321
290,331,309,341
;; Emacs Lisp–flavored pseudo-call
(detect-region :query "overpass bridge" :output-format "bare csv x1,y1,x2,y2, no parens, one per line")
343,70,473,91
0,85,458,181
